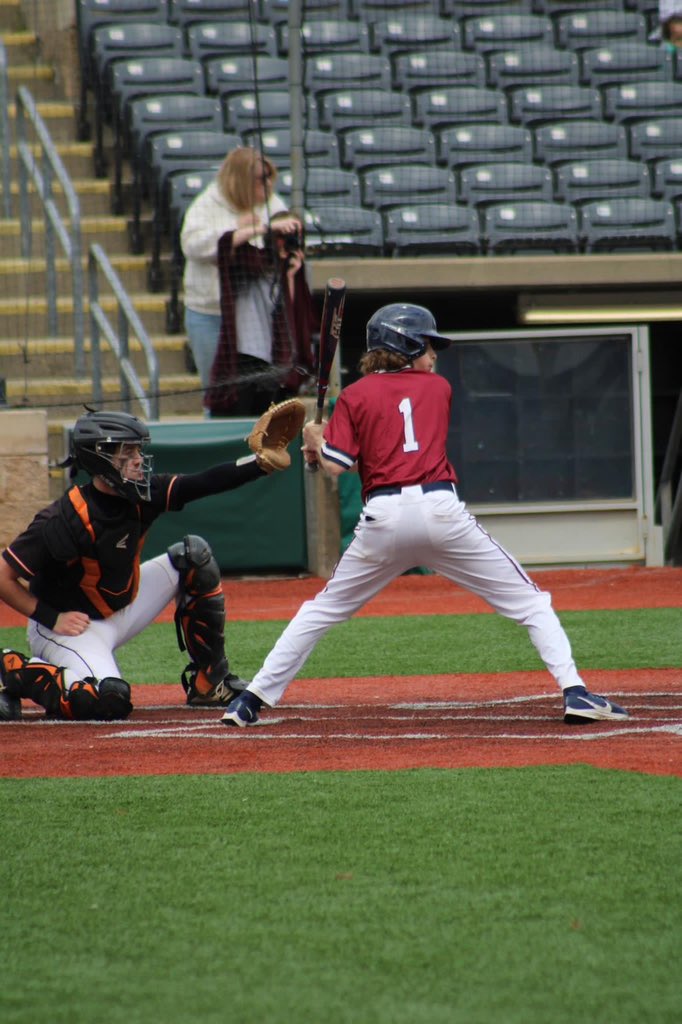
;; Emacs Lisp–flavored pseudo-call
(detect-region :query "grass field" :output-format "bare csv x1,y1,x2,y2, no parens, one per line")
2,604,681,1023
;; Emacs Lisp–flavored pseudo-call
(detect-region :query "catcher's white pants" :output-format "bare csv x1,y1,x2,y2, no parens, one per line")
250,485,585,707
27,554,179,686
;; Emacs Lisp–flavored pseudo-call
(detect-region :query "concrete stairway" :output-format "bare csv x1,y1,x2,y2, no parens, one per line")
0,0,202,477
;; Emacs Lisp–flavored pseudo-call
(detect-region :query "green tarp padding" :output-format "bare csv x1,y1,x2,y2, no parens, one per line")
140,419,308,573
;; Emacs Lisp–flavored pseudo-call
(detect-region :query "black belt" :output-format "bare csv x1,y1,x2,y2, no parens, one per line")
366,481,455,501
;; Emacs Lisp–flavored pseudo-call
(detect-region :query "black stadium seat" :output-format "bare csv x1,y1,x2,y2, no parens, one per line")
459,161,554,207
629,119,682,167
303,205,385,256
359,164,458,210
462,13,554,54
75,0,170,139
509,83,603,126
383,203,483,256
392,50,487,93
242,127,341,171
224,91,318,134
553,158,651,205
533,119,627,166
578,197,677,252
304,53,392,100
438,122,533,171
204,55,289,98
554,10,648,50
277,19,371,56
339,125,438,172
368,14,461,56
316,89,411,133
413,86,508,132
579,42,672,89
482,199,580,253
185,21,277,64
169,0,264,30
651,158,682,203
277,166,363,208
602,80,682,124
486,46,580,92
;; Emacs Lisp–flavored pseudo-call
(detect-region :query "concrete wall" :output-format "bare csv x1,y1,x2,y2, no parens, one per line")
0,409,50,550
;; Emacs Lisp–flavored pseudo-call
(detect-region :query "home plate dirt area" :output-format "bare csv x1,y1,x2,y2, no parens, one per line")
1,568,681,779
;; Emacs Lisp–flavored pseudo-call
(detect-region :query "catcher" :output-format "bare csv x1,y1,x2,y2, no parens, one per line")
0,401,304,722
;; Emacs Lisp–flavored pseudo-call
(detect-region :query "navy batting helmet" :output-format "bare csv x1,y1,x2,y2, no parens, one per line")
71,410,153,502
366,304,451,359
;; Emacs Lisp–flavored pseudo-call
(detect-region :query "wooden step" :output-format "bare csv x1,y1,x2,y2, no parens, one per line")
0,291,170,336
7,99,79,141
0,334,191,377
0,252,172,294
0,214,136,255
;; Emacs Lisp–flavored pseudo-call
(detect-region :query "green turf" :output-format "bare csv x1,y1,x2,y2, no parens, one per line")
1,767,680,1024
2,607,679,683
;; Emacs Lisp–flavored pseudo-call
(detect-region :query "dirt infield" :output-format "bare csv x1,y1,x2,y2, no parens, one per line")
1,567,681,779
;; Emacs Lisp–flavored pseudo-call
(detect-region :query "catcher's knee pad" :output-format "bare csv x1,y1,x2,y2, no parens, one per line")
168,534,228,695
67,677,133,721
0,651,132,720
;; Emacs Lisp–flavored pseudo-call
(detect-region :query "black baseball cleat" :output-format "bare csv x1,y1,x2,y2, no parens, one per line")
221,690,263,727
0,650,24,721
563,686,629,725
0,691,22,721
185,672,249,708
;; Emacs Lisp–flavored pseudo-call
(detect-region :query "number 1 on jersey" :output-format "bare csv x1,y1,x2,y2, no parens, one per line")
398,397,419,452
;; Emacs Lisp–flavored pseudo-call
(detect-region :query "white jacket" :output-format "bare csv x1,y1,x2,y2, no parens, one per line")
180,180,287,316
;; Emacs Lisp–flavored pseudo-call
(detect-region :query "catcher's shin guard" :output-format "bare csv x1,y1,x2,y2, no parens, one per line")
168,534,240,705
0,650,132,720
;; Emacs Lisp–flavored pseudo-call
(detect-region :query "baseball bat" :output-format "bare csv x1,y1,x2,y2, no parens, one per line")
306,277,346,474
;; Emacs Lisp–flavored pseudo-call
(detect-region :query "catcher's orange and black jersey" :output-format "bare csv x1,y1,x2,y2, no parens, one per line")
3,476,177,620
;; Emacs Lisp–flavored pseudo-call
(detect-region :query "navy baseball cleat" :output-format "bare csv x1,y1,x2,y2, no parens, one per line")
221,690,263,727
563,686,629,725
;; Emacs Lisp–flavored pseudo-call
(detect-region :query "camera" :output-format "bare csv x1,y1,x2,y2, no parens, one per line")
280,229,302,254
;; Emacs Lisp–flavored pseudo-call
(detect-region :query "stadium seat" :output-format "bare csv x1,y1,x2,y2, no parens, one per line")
277,166,362,208
509,83,603,126
303,205,385,256
368,14,461,56
106,57,205,179
553,158,651,205
392,50,488,93
125,94,222,241
169,0,265,29
446,0,534,17
185,22,277,64
90,22,184,176
383,203,483,256
533,119,627,166
316,89,411,133
579,42,672,89
651,158,682,203
276,19,371,57
531,0,622,17
437,123,533,171
263,0,351,22
481,200,579,253
602,80,682,124
578,197,677,252
359,164,458,210
459,161,553,206
628,119,682,166
554,10,648,50
339,125,437,172
412,86,507,131
75,0,170,139
462,13,554,53
224,91,318,134
242,128,341,170
204,55,289,98
357,0,437,17
303,53,393,100
486,46,579,92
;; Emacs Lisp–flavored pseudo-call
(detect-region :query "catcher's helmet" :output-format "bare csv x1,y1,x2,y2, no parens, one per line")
366,304,451,359
70,410,153,502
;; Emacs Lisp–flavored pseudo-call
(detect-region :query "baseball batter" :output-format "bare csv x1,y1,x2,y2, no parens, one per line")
222,303,629,728
0,409,274,722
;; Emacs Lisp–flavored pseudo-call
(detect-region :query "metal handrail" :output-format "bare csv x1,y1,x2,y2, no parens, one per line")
656,387,682,563
89,244,160,421
0,41,12,217
15,85,86,374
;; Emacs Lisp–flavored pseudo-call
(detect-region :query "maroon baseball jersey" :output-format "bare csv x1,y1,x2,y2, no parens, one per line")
322,368,457,499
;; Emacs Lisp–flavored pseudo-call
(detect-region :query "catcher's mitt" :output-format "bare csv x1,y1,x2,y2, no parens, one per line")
247,398,306,472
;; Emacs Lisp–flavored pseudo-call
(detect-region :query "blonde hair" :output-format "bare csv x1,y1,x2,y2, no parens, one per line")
358,350,410,376
216,147,277,211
